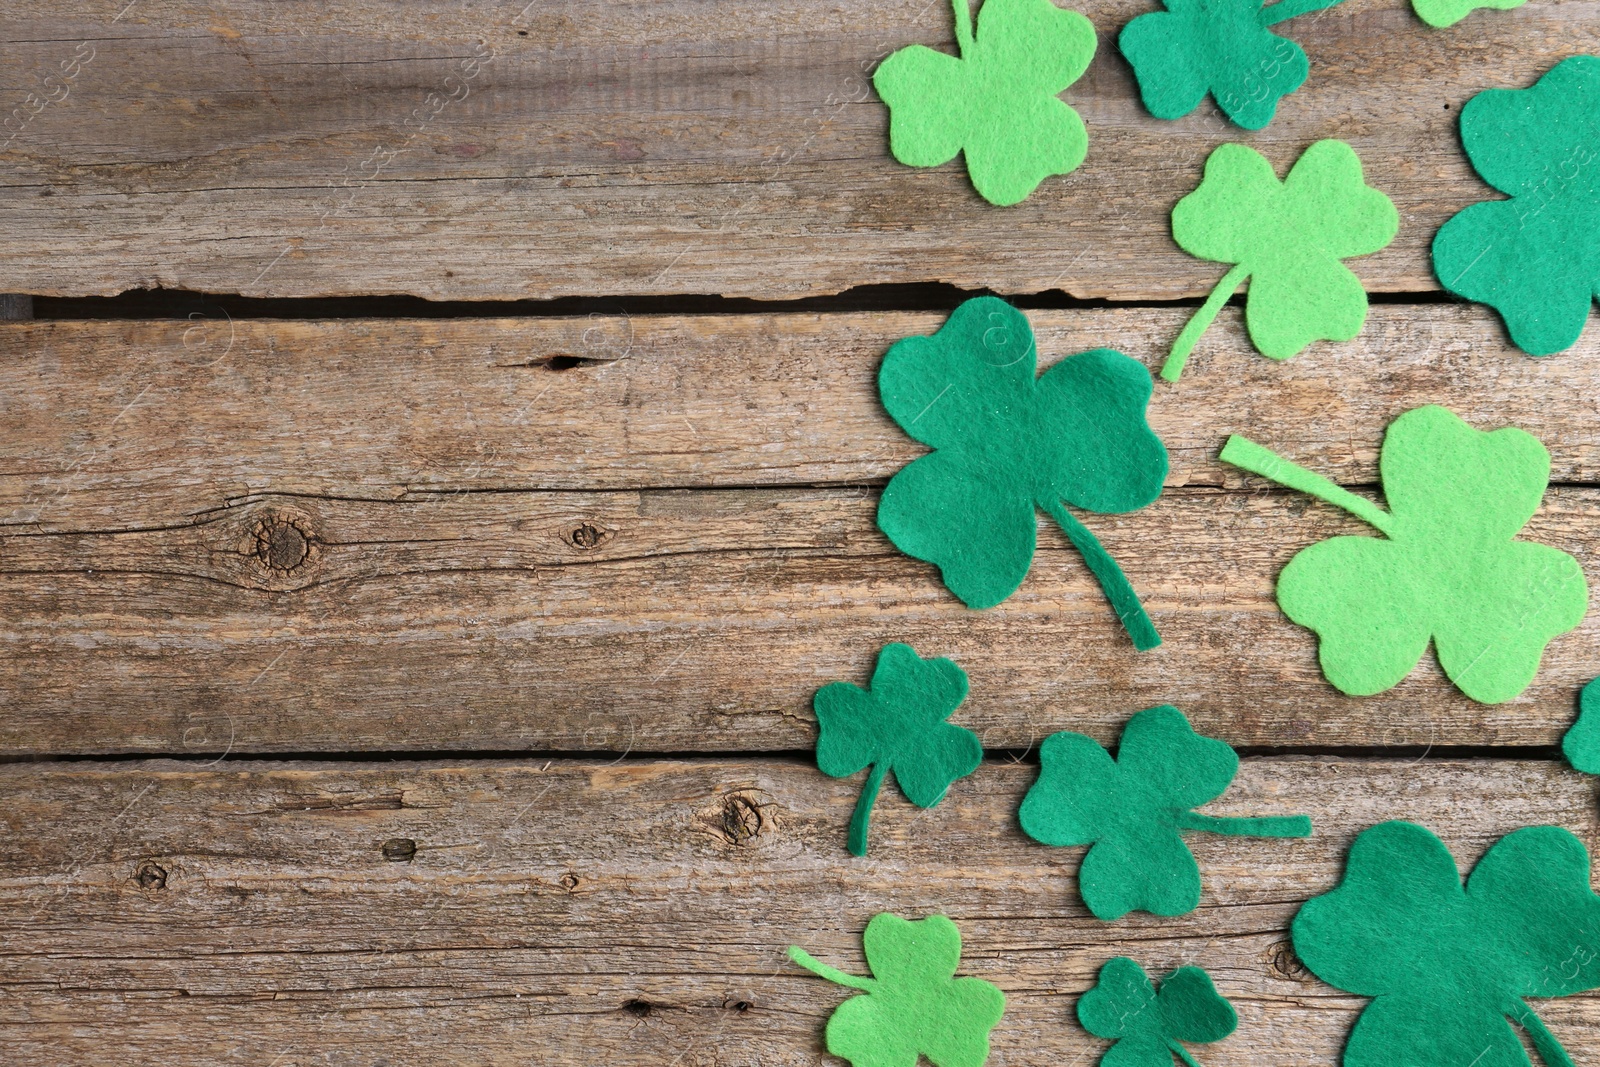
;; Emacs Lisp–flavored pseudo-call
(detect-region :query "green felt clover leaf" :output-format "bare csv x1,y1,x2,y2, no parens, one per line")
878,296,1168,650
789,913,1007,1067
1562,676,1600,773
813,643,982,856
1221,405,1589,704
1160,140,1398,381
873,0,1097,206
1293,821,1600,1067
1078,958,1237,1067
1019,705,1311,921
1434,57,1600,355
1120,0,1346,131
1412,0,1523,28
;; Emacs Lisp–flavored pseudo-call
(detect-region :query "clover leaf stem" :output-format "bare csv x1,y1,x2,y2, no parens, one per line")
1160,263,1250,382
1168,1040,1208,1067
1042,499,1162,651
1176,811,1313,837
951,0,974,56
787,946,878,992
1218,435,1397,537
1505,998,1578,1067
847,761,889,857
1257,0,1348,26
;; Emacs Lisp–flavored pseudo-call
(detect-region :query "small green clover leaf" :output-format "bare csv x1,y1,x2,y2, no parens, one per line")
873,0,1097,206
1221,405,1589,704
1412,0,1523,28
1019,706,1311,921
789,913,1007,1067
813,643,981,856
1293,821,1600,1067
1078,958,1237,1067
1120,0,1346,130
1562,676,1600,774
1160,140,1398,381
878,296,1168,650
1434,57,1600,355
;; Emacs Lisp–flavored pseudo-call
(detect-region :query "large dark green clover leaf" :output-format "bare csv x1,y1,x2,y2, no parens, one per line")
1160,140,1398,381
813,643,981,856
1221,405,1589,704
1293,821,1600,1067
1079,957,1237,1067
1434,57,1600,356
789,913,1006,1067
878,296,1168,650
1562,676,1600,774
1119,0,1347,131
874,0,1097,206
1019,705,1311,920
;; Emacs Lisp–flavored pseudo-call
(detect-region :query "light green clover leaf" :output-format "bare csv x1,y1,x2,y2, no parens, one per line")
1078,957,1237,1067
1412,0,1524,30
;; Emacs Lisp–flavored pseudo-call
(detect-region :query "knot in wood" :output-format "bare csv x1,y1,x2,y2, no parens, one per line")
380,837,417,862
254,516,314,572
135,861,168,890
1267,939,1311,981
559,872,580,892
569,523,603,549
719,793,763,845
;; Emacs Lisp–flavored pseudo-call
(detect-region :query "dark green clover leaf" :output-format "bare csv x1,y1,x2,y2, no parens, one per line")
1434,57,1600,355
1119,0,1347,131
789,913,1006,1067
1078,958,1237,1067
813,643,981,856
878,296,1168,650
874,0,1097,206
1019,705,1311,920
1562,676,1600,774
1221,405,1589,704
1293,821,1600,1067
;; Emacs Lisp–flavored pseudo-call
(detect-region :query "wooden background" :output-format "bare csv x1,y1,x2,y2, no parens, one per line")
2,1,1599,1064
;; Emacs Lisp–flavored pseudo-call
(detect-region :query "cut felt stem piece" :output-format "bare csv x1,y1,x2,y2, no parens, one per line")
1119,0,1348,130
1412,0,1523,28
1433,57,1600,355
789,913,1006,1067
1562,676,1600,774
1078,958,1237,1067
1293,821,1600,1067
1221,406,1589,704
1019,705,1312,920
878,296,1168,649
812,643,982,856
1160,141,1397,382
873,0,1097,206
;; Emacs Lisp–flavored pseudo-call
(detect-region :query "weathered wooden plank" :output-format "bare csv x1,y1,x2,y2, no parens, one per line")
4,307,1600,537
1,483,1597,754
0,0,1593,299
1,756,1595,1065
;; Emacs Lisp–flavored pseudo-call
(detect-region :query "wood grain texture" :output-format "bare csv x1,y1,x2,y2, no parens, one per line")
0,0,1595,299
1,756,1596,1065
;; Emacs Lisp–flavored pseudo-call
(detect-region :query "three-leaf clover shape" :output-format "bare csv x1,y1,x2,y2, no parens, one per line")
1078,958,1237,1067
878,296,1168,650
813,643,982,856
1221,405,1589,704
1119,0,1347,130
1019,705,1311,920
1293,821,1600,1067
789,913,1006,1067
1160,140,1398,381
1433,57,1600,355
873,0,1097,206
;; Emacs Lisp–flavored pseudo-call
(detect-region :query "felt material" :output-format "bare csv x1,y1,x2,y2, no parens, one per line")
1220,405,1589,704
1433,57,1600,355
873,0,1096,206
1412,0,1523,28
1161,140,1398,381
1018,705,1312,921
877,296,1168,649
1119,0,1347,130
1561,676,1600,773
1078,957,1237,1067
1292,821,1600,1067
813,643,982,856
788,913,1007,1067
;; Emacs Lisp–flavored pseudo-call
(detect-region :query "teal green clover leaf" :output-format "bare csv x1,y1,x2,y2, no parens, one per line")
874,0,1097,205
813,643,981,856
789,913,1007,1067
1078,958,1237,1067
1119,0,1348,131
1019,706,1311,920
1434,57,1600,355
1562,676,1600,773
1293,821,1600,1067
878,296,1168,649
